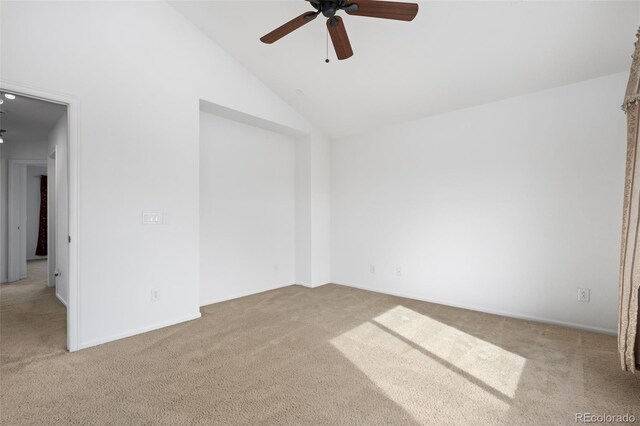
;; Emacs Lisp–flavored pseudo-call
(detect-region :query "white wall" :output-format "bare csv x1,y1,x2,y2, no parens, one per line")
295,134,332,287
311,136,331,285
199,112,295,305
47,114,68,305
26,165,47,260
295,139,312,285
0,139,48,159
0,148,7,283
331,73,627,334
1,1,330,349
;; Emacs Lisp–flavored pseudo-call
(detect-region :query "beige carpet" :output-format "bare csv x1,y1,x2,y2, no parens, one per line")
1,265,639,425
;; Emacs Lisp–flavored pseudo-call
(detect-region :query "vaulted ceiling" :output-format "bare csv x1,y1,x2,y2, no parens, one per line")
171,1,639,138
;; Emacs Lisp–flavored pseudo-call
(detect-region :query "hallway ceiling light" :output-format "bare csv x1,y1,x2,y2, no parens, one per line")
4,93,15,100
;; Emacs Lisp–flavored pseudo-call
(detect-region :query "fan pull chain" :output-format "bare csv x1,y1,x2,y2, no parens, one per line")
325,28,330,63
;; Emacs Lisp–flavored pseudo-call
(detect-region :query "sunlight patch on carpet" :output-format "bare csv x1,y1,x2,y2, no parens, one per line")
330,305,526,422
374,305,525,398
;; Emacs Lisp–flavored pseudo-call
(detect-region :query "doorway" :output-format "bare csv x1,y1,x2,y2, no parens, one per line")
7,159,48,282
0,89,71,350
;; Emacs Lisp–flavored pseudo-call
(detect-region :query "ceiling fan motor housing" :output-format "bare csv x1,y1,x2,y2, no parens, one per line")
321,1,337,17
313,0,356,17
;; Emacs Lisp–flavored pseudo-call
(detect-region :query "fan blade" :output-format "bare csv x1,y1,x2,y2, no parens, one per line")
260,12,318,44
327,17,353,60
345,0,418,21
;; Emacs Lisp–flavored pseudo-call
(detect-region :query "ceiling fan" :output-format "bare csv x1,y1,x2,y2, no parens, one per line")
260,0,419,61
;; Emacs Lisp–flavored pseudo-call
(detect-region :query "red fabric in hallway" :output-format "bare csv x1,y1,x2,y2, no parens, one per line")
35,175,47,256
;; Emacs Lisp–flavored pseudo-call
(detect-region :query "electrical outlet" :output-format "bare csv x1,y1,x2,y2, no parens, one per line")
395,266,402,276
151,288,160,302
370,264,375,274
577,288,590,303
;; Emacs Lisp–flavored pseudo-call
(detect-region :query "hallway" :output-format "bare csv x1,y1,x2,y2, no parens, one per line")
0,259,67,366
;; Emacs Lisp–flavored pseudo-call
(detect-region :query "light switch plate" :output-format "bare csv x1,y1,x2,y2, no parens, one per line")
142,212,163,225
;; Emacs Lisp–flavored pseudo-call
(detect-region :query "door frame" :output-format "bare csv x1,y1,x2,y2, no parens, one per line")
1,80,80,352
7,159,47,282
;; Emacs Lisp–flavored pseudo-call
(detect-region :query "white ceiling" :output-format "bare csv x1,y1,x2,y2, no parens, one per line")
172,1,638,139
0,93,66,143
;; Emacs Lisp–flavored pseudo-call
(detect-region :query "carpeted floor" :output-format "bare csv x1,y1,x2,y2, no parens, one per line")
1,262,639,425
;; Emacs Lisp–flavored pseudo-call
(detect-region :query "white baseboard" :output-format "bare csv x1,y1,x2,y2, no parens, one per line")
294,283,333,288
55,291,67,307
334,282,617,336
200,283,293,307
77,311,202,350
296,282,331,289
295,283,315,289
